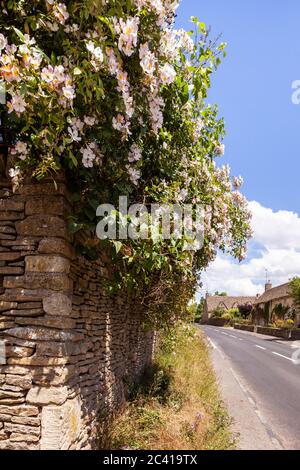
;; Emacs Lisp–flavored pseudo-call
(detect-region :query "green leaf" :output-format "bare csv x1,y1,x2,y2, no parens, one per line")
98,16,115,38
12,27,26,42
112,240,123,254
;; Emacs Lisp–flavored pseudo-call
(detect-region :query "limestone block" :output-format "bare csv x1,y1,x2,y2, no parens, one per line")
19,183,67,196
0,252,22,261
25,196,68,216
7,327,83,342
9,433,40,442
42,293,72,316
5,375,32,389
0,226,16,234
0,440,39,450
40,396,81,450
4,308,44,317
5,422,40,436
0,211,23,221
11,416,40,426
17,302,43,309
0,267,24,275
15,215,68,239
0,300,18,312
0,405,39,417
36,340,91,357
25,256,70,274
8,357,69,366
26,386,69,406
3,273,72,291
0,200,24,212
14,316,75,329
0,321,15,329
0,365,31,376
32,365,76,386
1,288,54,302
38,238,74,260
0,398,25,405
6,345,34,358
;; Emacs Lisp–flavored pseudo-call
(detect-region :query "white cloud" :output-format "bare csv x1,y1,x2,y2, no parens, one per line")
249,201,300,250
199,201,300,298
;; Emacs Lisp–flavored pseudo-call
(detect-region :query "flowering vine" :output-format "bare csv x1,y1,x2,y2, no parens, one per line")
0,0,252,326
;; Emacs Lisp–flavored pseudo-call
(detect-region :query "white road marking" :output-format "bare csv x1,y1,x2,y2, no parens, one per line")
229,335,237,339
272,351,293,362
221,332,228,336
239,338,244,341
207,338,217,350
255,345,266,350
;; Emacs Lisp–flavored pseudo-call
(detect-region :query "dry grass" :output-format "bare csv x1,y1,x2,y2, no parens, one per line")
107,324,235,450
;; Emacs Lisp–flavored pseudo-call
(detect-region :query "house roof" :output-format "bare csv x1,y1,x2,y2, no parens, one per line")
255,283,290,305
206,295,256,313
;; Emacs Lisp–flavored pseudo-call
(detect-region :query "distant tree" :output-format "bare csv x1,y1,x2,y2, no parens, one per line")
214,291,228,296
187,302,198,323
272,303,291,321
238,303,253,319
289,277,300,307
195,298,205,323
212,306,226,318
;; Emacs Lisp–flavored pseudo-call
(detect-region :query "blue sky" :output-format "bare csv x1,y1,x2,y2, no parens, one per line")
176,0,300,214
175,1,300,295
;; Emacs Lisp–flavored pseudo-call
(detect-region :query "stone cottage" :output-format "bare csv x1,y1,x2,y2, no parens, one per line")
253,282,300,326
203,282,300,327
202,294,256,323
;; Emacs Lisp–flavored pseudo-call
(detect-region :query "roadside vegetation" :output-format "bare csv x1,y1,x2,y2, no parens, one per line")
105,324,235,450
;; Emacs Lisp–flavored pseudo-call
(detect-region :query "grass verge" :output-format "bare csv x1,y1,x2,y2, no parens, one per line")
107,323,235,450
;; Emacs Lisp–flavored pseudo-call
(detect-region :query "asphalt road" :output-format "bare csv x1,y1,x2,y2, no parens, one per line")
201,325,300,450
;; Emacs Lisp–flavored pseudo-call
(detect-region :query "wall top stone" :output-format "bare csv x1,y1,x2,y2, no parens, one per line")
26,386,69,406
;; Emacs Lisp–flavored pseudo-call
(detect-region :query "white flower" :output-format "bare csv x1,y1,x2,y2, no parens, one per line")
127,166,141,185
53,3,69,24
11,141,28,160
68,126,81,142
139,43,157,75
86,41,95,53
8,93,26,114
112,114,131,134
128,143,142,162
178,188,188,202
9,167,20,177
0,33,7,51
41,65,66,85
67,117,84,132
193,118,204,141
80,145,96,168
62,85,75,100
84,116,98,126
233,176,244,190
86,41,104,69
117,17,140,56
106,47,119,75
23,34,36,46
215,144,225,156
159,64,176,85
41,65,55,83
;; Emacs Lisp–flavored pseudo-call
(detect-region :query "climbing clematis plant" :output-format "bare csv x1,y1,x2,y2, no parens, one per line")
0,0,252,326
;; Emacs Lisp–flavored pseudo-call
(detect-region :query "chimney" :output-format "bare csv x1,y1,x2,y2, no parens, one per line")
265,281,272,292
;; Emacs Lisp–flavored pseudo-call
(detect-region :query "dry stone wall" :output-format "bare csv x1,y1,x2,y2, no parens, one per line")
0,178,155,450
